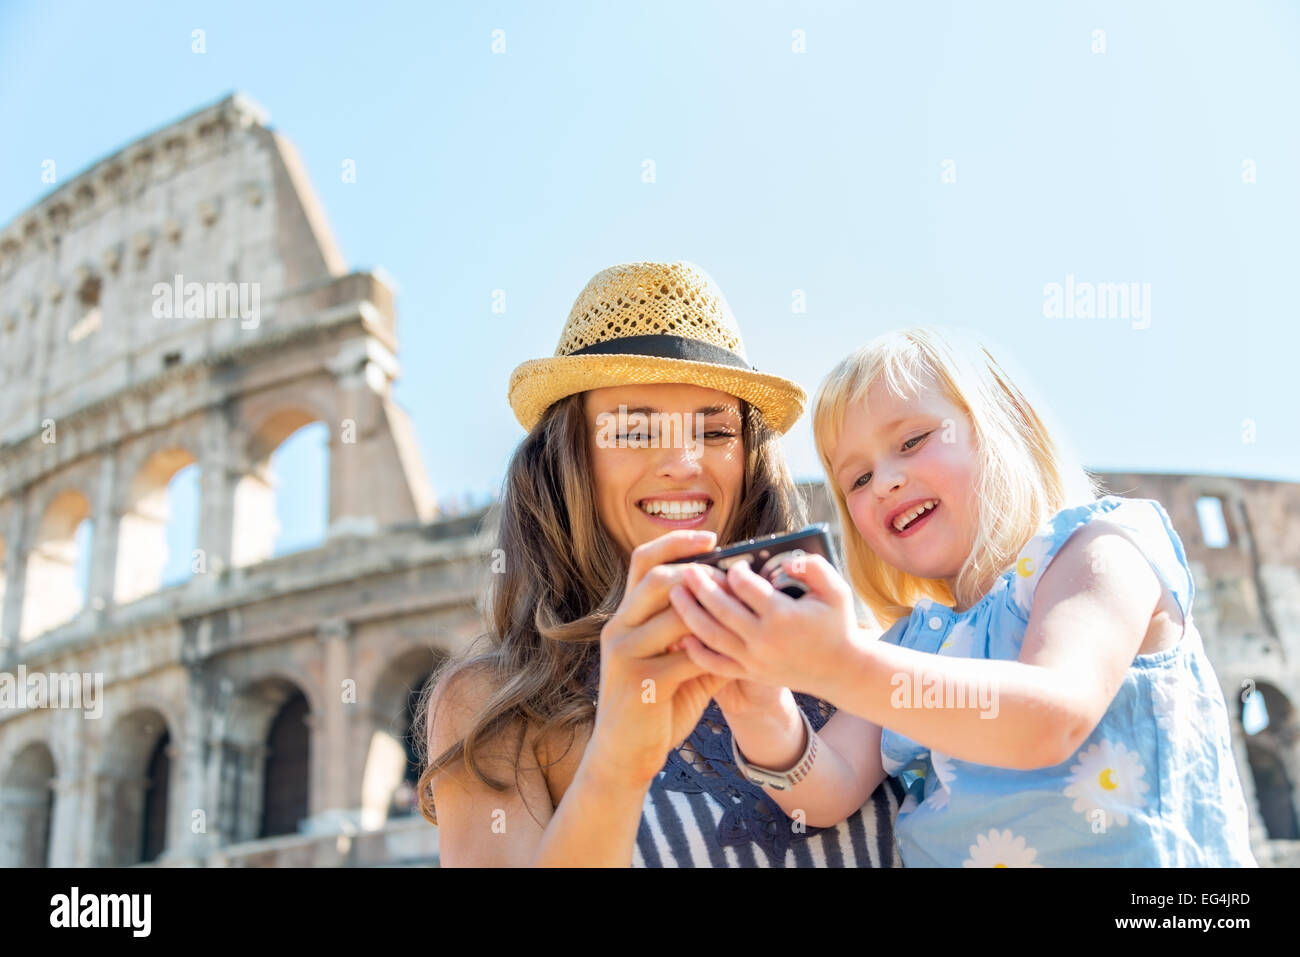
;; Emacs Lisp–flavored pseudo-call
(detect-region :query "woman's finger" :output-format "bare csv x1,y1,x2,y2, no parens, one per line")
642,647,720,691
617,560,715,629
624,530,716,609
679,635,749,681
681,564,761,635
668,582,749,661
612,605,693,659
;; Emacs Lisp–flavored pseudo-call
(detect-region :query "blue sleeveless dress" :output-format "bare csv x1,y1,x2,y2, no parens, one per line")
583,666,904,866
878,495,1257,867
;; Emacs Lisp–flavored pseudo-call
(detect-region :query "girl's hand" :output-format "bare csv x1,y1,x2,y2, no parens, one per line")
712,676,788,717
589,530,731,788
668,553,874,701
665,582,793,732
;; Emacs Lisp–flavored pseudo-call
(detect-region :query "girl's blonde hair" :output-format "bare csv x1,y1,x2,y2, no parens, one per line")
813,326,1101,627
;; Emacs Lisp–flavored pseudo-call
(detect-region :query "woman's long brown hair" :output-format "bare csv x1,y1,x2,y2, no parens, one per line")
413,392,807,825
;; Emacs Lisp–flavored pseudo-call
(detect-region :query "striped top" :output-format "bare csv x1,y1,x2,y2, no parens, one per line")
630,693,905,867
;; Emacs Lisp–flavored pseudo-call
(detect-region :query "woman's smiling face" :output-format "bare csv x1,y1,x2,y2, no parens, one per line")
830,373,980,592
584,383,745,559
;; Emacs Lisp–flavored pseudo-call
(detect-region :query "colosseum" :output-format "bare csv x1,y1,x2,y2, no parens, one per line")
1,94,1296,867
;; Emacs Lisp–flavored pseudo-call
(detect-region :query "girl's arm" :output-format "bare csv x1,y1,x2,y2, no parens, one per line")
820,522,1166,769
723,684,886,828
675,522,1164,772
673,561,889,825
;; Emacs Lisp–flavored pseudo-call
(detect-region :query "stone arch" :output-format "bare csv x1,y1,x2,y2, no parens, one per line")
261,687,311,837
246,405,332,464
227,666,324,729
1242,680,1299,840
0,721,72,778
92,707,174,865
115,446,199,603
221,675,314,842
0,742,57,866
361,645,445,826
22,488,93,640
100,689,185,756
231,405,331,568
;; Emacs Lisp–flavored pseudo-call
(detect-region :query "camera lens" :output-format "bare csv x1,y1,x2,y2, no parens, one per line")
760,549,807,598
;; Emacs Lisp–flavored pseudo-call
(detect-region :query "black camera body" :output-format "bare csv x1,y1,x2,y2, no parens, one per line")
670,523,836,598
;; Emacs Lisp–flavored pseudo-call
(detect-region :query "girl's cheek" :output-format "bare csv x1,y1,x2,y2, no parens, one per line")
850,504,877,545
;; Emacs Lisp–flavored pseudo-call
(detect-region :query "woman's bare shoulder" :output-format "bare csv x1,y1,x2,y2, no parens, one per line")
429,662,502,731
427,661,591,805
427,661,525,768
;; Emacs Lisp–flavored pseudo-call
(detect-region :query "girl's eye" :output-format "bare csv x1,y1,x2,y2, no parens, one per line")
849,430,930,490
704,430,736,440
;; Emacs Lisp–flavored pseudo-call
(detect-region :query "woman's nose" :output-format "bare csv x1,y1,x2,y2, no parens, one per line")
655,434,704,478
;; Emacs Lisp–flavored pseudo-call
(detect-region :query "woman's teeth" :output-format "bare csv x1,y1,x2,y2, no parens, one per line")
639,499,710,518
893,499,938,532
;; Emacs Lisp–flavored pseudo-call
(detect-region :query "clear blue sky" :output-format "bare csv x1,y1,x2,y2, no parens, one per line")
3,1,1297,570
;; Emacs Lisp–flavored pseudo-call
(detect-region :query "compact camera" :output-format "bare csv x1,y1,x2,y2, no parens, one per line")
670,523,836,598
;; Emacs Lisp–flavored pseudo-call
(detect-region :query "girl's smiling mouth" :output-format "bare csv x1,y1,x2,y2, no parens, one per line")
888,498,940,536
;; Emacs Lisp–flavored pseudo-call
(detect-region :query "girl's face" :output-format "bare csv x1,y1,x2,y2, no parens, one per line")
830,373,979,596
584,383,745,559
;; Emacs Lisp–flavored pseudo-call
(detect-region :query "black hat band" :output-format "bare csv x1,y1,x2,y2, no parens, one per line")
567,334,754,371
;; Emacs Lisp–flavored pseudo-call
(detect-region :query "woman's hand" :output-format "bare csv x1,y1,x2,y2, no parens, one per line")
588,529,732,787
668,552,876,701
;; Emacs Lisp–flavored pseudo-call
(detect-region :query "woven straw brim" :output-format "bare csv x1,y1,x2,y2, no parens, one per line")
509,354,807,434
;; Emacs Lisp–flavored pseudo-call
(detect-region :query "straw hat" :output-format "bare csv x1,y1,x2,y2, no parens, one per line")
508,261,807,434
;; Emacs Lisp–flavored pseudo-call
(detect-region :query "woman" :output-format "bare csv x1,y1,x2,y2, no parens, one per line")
415,261,903,866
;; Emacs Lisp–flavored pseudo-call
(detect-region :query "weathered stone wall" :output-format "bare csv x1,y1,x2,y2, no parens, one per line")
0,94,446,867
0,94,347,446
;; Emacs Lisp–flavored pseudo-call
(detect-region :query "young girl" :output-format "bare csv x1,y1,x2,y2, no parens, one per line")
669,326,1258,866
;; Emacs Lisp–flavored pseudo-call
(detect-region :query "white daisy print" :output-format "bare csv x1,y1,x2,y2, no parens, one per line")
963,829,1042,867
1063,740,1149,829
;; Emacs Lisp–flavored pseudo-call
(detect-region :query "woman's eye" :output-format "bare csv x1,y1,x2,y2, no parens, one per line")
704,430,737,440
902,431,931,451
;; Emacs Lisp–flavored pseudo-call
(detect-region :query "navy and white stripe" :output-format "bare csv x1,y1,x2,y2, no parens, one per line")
632,773,905,868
